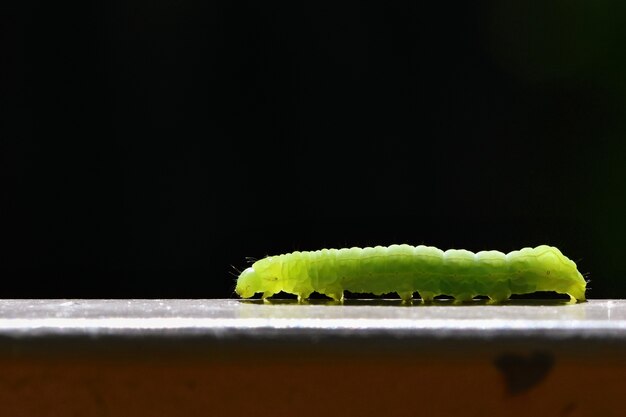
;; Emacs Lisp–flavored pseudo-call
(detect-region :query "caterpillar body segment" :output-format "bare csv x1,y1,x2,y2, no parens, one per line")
235,244,587,302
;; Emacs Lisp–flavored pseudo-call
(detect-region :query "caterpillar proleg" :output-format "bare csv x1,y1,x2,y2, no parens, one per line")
235,245,587,302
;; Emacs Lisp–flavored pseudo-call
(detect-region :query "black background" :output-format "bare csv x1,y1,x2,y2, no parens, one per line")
2,1,626,298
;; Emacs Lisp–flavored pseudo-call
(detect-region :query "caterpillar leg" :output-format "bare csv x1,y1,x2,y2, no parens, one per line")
397,291,414,302
454,293,475,302
324,290,344,302
329,292,344,302
418,291,436,302
488,291,511,303
262,291,275,300
297,292,311,303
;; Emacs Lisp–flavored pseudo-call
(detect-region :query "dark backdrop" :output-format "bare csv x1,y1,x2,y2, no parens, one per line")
2,1,626,298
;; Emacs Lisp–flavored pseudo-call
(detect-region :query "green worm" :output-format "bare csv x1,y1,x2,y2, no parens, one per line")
235,244,587,302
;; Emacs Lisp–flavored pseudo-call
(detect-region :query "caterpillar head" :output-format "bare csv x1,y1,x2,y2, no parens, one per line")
235,256,282,298
235,267,261,298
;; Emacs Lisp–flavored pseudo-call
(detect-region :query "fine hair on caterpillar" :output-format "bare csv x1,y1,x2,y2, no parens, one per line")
235,244,587,302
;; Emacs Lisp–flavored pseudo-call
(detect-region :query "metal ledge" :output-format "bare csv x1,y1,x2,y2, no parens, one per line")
0,299,623,354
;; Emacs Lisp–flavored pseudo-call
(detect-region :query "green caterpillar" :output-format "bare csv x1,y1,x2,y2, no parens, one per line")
235,244,587,302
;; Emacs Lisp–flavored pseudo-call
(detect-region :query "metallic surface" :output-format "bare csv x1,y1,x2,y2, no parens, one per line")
0,298,623,338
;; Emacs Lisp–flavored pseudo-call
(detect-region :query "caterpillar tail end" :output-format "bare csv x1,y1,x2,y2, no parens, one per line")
566,272,587,303
567,287,587,303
